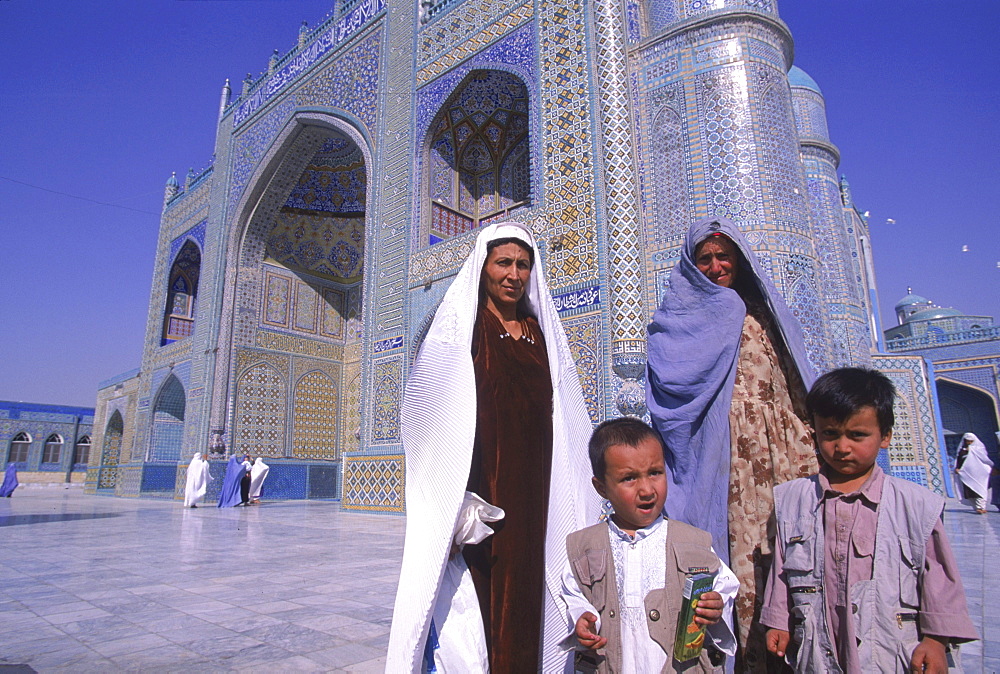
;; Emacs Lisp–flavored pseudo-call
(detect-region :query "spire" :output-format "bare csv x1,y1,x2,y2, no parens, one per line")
298,21,309,48
242,73,253,96
163,172,180,209
218,78,232,119
185,168,196,189
839,175,853,208
268,49,280,75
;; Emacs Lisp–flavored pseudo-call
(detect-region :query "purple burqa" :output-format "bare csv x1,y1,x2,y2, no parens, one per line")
217,456,246,508
0,463,17,497
645,216,815,564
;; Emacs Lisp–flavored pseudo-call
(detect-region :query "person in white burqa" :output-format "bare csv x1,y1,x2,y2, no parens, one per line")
183,452,212,508
386,222,599,673
249,457,269,504
956,432,993,513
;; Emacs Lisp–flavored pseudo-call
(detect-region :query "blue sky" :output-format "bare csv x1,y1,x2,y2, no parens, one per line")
1,1,997,406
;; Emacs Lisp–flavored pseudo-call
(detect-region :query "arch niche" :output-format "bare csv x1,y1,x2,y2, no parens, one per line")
99,411,124,489
150,375,186,462
222,114,370,461
937,378,1000,459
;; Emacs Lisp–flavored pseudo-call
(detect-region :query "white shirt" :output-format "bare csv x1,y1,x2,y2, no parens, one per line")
560,516,738,673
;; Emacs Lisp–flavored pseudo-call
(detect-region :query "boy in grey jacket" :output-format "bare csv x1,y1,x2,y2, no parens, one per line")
560,418,738,672
762,368,978,672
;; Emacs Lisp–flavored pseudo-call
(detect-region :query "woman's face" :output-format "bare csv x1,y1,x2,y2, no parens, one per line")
694,236,739,288
482,242,532,311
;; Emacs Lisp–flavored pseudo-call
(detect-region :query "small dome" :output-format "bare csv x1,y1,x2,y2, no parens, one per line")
907,307,962,322
166,172,179,188
894,292,929,310
788,66,822,94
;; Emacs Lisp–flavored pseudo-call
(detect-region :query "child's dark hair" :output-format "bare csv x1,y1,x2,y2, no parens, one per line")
588,417,662,479
806,367,896,435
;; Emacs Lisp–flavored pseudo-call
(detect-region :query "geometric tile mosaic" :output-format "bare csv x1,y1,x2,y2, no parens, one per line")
292,370,340,460
342,454,404,512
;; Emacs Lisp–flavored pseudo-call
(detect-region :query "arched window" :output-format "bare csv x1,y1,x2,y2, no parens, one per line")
427,70,531,244
9,432,31,463
42,434,63,464
162,240,202,344
73,436,92,467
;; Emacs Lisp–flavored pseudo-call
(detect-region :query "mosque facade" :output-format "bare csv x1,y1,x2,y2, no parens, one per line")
82,0,948,506
886,291,1000,466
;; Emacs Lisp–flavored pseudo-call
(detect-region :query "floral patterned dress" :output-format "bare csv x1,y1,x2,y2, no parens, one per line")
728,303,817,672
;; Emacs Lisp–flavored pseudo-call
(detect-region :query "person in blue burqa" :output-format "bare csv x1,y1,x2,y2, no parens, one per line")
646,216,817,672
0,463,18,497
217,455,247,507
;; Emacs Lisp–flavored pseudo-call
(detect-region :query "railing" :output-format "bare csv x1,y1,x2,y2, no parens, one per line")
885,325,1000,352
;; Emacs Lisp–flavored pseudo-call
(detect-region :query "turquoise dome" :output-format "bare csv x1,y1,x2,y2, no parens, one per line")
788,66,822,94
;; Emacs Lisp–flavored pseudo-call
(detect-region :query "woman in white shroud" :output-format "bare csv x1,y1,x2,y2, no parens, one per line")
249,457,269,504
386,222,599,673
955,432,993,514
183,453,212,508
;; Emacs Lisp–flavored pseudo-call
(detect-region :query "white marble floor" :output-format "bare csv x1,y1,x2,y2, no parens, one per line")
0,488,996,672
0,489,403,672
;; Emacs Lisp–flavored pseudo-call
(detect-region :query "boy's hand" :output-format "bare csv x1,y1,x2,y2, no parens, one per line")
575,612,607,650
765,629,790,657
910,635,948,674
693,591,723,626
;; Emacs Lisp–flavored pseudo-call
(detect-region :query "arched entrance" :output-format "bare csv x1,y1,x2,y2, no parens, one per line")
150,375,186,462
937,378,999,460
224,115,369,464
99,411,124,489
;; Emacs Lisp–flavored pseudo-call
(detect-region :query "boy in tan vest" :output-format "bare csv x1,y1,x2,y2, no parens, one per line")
560,418,738,672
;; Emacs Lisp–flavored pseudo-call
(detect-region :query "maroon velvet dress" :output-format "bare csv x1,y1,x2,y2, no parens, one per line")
462,306,553,671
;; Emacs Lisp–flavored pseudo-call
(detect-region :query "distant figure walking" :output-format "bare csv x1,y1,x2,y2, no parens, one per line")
956,432,993,514
249,457,269,504
183,453,212,508
0,463,18,497
217,456,247,508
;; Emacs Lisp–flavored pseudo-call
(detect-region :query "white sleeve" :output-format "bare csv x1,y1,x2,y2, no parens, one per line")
558,558,601,651
706,551,739,657
452,491,505,546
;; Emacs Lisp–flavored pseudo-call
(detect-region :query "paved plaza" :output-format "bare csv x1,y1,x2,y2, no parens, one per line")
1,488,998,672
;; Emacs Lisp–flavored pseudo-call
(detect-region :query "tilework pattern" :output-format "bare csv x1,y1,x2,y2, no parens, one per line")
593,0,646,366
292,370,340,459
106,2,944,509
342,454,405,512
150,376,186,462
563,313,604,423
233,359,288,457
266,212,365,282
370,359,402,444
873,354,947,495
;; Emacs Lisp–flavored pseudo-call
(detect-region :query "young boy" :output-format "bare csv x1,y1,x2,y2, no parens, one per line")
762,368,978,672
560,417,738,672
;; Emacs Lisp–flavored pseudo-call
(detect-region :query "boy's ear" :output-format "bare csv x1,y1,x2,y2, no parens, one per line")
880,429,892,449
592,475,608,500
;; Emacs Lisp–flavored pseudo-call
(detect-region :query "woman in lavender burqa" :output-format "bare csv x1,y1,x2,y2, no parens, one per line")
646,216,817,672
0,463,18,497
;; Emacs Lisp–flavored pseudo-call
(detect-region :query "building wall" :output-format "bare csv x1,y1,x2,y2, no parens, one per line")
93,0,943,507
1,401,94,486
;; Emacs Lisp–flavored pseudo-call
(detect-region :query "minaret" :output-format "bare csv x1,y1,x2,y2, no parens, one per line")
788,65,872,366
218,79,231,119
631,0,831,369
163,172,180,209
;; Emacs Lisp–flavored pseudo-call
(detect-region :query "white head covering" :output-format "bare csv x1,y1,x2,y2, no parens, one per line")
183,453,211,507
386,222,599,672
957,432,993,498
249,457,269,499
